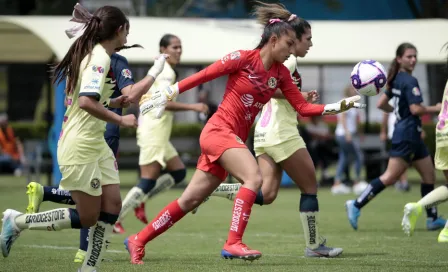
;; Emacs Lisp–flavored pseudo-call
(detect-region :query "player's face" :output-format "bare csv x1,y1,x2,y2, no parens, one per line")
272,29,295,63
115,24,128,48
162,37,182,66
294,28,313,58
398,48,417,72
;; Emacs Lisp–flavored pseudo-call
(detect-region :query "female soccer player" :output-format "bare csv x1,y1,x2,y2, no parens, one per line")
401,44,448,242
345,42,445,231
1,5,138,271
194,2,345,258
114,34,209,234
23,4,168,264
125,13,363,264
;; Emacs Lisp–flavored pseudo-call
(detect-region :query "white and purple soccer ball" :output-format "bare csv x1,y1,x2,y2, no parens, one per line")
350,60,387,96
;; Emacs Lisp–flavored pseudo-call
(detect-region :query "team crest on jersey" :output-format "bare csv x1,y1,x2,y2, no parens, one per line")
92,65,104,74
90,178,100,189
235,136,244,144
412,87,421,96
121,69,132,79
268,77,277,89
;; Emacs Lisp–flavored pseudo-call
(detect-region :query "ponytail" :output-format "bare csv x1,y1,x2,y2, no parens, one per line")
386,58,399,91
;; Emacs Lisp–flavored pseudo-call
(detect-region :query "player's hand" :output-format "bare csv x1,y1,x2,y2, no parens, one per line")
139,83,179,118
435,102,442,113
322,95,365,115
147,54,170,79
305,90,319,103
109,95,130,108
119,114,137,128
192,103,209,115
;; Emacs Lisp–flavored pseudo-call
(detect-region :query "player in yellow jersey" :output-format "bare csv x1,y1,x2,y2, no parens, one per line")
113,34,209,233
196,2,344,258
0,5,146,271
402,47,448,241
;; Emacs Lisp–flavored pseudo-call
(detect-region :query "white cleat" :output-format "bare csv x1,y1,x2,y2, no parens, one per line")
1,209,22,257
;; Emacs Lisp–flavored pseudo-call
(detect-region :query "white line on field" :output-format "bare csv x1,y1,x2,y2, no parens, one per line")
21,244,448,265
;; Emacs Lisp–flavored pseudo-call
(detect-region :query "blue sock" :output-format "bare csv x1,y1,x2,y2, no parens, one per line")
299,194,319,212
421,184,438,220
43,186,75,205
169,169,187,184
354,178,385,209
79,228,89,251
136,178,157,194
254,190,264,206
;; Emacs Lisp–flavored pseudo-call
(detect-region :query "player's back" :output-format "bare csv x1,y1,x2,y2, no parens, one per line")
137,63,177,147
389,72,422,143
58,44,115,165
208,49,290,142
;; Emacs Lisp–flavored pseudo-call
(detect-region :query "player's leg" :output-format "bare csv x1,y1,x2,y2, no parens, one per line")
125,167,223,264
438,170,448,242
25,182,75,214
1,163,102,258
345,156,408,230
351,136,368,195
332,136,351,195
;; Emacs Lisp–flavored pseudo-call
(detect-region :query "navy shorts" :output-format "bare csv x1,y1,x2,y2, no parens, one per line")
105,137,120,157
389,140,429,163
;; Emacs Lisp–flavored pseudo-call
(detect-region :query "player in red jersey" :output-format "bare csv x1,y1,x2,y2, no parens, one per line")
124,14,364,264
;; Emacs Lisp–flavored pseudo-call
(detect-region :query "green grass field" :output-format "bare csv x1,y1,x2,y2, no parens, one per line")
0,170,447,272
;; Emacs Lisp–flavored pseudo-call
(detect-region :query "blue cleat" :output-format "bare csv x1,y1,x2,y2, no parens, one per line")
1,209,22,257
345,200,360,230
221,242,261,261
427,217,447,231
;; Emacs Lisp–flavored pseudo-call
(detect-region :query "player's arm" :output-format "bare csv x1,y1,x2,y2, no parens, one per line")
377,92,393,113
165,101,209,114
405,79,440,115
78,59,127,126
273,55,298,99
380,112,388,141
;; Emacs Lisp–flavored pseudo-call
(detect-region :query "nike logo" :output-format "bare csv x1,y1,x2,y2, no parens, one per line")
248,75,259,79
110,79,116,84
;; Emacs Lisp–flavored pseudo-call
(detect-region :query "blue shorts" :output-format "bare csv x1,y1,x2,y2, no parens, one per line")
389,140,429,163
105,137,119,157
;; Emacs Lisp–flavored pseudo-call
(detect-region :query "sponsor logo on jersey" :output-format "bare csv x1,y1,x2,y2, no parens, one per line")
121,69,132,79
240,94,254,107
230,51,241,60
92,65,104,74
412,87,421,96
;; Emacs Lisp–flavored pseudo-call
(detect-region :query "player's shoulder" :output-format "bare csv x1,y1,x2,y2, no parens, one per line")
91,44,110,64
283,55,298,74
111,53,128,65
397,72,418,85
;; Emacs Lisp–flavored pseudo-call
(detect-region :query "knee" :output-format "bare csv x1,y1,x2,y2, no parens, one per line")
379,174,395,186
178,195,202,212
243,172,263,192
262,190,278,205
103,196,122,215
79,211,100,228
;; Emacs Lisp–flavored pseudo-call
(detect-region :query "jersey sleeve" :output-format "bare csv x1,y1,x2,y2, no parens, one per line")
79,52,111,101
178,50,246,93
283,55,297,74
404,77,423,105
114,56,135,91
278,65,325,117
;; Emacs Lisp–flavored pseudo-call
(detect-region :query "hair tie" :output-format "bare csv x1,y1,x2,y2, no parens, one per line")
288,14,297,22
65,3,93,39
269,18,282,25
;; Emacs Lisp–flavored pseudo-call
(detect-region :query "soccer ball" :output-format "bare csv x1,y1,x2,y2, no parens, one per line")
350,60,387,96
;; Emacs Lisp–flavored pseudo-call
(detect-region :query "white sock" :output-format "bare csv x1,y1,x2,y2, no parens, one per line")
299,212,320,250
14,208,73,231
211,183,241,201
81,220,112,271
118,187,146,222
417,185,448,209
145,173,175,199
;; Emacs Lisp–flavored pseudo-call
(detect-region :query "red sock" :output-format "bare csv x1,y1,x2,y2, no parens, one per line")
135,199,186,245
226,187,257,245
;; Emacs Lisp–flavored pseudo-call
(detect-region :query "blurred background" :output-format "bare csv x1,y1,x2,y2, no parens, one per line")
0,0,447,188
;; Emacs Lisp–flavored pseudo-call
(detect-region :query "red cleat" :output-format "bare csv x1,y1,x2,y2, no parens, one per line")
124,234,146,265
134,202,148,224
221,241,262,261
113,222,125,234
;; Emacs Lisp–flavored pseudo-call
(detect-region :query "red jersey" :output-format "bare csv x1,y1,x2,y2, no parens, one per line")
178,49,324,142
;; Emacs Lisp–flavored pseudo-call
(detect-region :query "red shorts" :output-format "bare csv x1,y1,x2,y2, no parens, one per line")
196,122,247,181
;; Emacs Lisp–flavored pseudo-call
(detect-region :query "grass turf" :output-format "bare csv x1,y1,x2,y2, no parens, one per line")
0,170,447,272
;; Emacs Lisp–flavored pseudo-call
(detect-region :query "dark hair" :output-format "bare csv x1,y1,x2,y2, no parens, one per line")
53,6,128,95
252,1,310,42
159,34,179,52
386,42,417,90
116,44,143,51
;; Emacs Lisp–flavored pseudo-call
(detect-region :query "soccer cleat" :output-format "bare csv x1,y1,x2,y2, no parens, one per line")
437,228,448,242
426,216,447,231
191,197,210,215
305,238,343,258
221,242,262,261
331,183,351,195
345,200,360,230
1,209,22,257
113,222,125,234
26,182,44,214
124,235,145,264
402,202,422,236
74,249,86,263
134,203,148,224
